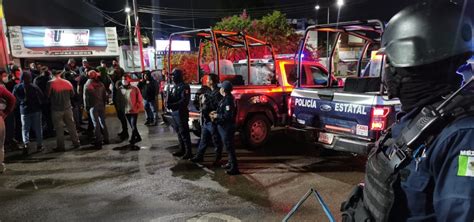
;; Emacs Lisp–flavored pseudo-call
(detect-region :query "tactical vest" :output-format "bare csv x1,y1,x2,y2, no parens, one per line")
341,80,474,222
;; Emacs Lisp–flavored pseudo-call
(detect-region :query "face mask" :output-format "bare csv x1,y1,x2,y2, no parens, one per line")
2,77,8,83
383,65,402,99
122,80,130,86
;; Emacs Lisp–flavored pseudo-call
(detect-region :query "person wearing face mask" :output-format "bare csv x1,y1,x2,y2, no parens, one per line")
166,68,192,159
209,80,239,175
118,75,143,145
190,73,223,166
13,71,45,155
341,2,474,221
84,70,109,149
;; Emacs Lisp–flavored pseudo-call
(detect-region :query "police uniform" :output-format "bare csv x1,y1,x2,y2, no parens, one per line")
167,70,192,159
192,86,223,164
341,2,474,221
214,81,239,175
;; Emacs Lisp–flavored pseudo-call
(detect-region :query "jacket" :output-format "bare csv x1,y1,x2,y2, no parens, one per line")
138,79,158,101
215,94,235,126
13,82,43,115
84,79,107,110
384,109,474,221
0,85,16,117
119,85,143,114
46,77,74,111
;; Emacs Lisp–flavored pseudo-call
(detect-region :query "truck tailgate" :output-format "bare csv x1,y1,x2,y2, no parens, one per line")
291,88,398,140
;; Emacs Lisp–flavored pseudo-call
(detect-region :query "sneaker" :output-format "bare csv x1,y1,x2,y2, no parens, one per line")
221,163,231,170
53,147,66,152
181,152,193,160
226,169,241,175
144,120,151,126
190,156,204,163
172,151,185,157
37,145,44,152
22,144,29,156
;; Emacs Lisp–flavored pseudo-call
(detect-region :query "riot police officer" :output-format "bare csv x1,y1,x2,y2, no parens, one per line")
167,69,193,159
341,1,474,221
191,74,223,166
210,80,240,175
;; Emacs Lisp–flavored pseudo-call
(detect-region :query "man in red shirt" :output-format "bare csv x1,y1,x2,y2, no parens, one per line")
0,85,16,173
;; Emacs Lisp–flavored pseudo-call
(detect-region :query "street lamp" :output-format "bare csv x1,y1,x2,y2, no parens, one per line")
125,6,135,71
337,0,344,7
315,5,321,10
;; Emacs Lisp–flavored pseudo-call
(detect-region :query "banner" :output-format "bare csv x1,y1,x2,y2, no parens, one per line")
9,26,119,58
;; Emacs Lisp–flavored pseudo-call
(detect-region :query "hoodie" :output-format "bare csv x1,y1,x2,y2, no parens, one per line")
12,72,44,114
84,79,107,110
119,85,143,114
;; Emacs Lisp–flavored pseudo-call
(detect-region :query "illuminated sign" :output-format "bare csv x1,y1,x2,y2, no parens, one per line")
156,40,191,51
44,29,90,47
20,27,107,48
9,26,118,58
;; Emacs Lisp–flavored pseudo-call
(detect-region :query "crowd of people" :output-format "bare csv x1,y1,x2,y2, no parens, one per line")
0,58,162,174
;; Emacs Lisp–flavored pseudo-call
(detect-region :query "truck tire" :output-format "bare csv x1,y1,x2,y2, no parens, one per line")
242,114,271,149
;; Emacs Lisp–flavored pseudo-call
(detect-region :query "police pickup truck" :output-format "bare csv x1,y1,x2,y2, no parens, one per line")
165,30,311,148
288,20,401,155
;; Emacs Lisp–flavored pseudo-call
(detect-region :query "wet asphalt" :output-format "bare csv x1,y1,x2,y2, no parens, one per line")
0,114,366,222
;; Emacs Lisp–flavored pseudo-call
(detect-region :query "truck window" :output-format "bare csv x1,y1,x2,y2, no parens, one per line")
332,33,366,78
285,63,328,87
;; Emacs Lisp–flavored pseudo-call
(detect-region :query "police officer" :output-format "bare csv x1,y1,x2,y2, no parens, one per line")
210,80,240,175
167,69,193,159
341,1,474,221
191,74,223,166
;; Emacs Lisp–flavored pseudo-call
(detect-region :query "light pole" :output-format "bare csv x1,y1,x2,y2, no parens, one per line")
315,4,330,68
125,6,135,71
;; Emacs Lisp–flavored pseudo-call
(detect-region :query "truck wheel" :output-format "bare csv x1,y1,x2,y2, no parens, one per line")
243,114,271,148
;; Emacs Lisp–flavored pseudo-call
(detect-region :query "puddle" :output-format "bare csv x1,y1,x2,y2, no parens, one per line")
211,171,271,208
15,178,67,190
170,161,207,181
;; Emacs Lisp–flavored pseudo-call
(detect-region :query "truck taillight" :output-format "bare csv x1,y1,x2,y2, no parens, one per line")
287,97,294,117
370,107,390,131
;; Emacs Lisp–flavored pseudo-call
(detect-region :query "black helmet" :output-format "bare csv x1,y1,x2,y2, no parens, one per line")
382,1,473,68
221,80,233,93
171,68,184,83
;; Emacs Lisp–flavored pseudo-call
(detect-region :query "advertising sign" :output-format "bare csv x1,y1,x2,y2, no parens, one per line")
8,26,119,58
44,29,90,47
155,40,191,52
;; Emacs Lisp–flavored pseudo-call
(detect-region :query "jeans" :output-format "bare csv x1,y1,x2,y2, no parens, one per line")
5,111,14,144
52,109,80,149
72,101,82,129
171,111,191,152
196,121,222,159
41,104,54,135
89,107,109,144
217,124,238,171
21,112,43,146
126,113,141,142
115,107,128,134
144,99,158,122
0,117,5,165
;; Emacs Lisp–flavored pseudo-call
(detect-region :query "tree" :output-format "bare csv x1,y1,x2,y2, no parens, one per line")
214,10,300,55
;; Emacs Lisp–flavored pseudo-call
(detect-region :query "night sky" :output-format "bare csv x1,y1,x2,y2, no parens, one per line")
3,0,474,40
